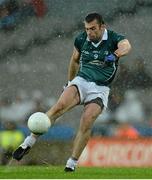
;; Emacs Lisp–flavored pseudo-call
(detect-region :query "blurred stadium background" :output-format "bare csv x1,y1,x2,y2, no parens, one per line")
0,0,152,167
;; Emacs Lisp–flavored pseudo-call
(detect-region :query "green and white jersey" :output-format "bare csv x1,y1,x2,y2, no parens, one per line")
74,29,125,86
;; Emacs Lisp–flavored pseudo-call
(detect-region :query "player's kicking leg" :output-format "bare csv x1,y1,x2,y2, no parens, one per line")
64,101,103,171
12,85,80,161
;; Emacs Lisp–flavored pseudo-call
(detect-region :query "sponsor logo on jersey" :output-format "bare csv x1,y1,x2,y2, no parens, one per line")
82,50,89,55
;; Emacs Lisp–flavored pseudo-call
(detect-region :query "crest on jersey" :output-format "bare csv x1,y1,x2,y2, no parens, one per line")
104,51,109,55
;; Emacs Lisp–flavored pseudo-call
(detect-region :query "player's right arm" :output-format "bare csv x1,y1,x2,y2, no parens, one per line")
68,47,80,81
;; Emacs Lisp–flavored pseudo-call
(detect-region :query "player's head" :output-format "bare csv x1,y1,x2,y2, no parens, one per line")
84,13,105,42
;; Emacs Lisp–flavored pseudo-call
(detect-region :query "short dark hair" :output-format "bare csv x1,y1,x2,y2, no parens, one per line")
85,13,105,25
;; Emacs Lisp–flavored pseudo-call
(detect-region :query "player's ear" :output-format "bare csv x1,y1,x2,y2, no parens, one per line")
100,24,106,29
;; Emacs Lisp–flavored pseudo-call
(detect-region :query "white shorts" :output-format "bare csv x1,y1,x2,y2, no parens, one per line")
68,76,110,109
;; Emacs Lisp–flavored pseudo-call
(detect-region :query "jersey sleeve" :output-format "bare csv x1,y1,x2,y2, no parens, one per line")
112,31,126,44
74,36,81,52
74,32,87,53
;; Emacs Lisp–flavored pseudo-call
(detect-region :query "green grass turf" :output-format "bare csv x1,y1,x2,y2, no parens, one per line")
0,166,152,179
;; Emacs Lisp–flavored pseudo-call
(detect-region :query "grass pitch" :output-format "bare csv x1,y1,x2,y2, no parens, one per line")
0,165,152,179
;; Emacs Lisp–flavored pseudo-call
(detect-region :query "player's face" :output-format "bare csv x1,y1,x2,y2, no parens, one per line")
84,19,105,43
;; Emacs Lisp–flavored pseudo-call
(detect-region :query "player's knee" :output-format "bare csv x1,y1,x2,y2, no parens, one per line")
80,118,92,133
80,112,98,133
83,111,98,122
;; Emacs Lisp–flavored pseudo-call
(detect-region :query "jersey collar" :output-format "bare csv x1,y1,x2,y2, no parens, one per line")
102,29,108,40
87,29,108,47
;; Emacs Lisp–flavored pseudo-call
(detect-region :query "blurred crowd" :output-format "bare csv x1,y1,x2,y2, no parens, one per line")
0,89,55,124
0,0,47,31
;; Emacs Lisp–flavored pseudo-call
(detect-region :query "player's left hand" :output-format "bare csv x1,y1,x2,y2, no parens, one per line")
105,54,118,62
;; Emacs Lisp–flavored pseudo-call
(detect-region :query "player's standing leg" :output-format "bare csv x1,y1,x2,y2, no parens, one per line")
12,86,80,161
65,102,103,171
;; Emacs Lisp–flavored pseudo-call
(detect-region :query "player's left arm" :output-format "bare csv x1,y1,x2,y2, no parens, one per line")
114,39,132,58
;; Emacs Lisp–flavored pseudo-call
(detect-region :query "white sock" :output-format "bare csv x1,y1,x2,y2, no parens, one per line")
66,157,78,170
21,135,37,149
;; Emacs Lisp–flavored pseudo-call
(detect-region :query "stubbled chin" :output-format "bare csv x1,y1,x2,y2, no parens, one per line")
88,37,95,42
90,39,99,43
88,37,100,43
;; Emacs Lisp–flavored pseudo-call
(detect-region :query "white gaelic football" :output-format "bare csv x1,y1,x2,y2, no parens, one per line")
27,112,51,134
